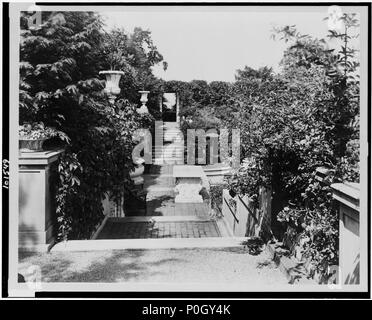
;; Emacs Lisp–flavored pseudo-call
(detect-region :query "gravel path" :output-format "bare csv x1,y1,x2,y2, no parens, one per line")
18,247,288,286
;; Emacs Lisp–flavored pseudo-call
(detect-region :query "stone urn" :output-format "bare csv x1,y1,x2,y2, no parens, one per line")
99,70,124,103
130,158,145,186
137,90,150,114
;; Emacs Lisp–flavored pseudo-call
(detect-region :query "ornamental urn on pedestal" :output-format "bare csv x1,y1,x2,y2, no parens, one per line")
137,90,150,114
99,70,125,103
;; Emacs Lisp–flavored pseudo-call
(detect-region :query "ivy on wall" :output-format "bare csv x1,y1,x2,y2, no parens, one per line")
20,12,159,239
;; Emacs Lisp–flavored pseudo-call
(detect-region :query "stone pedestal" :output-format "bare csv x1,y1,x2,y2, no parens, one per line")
173,165,205,203
331,182,360,284
19,149,64,247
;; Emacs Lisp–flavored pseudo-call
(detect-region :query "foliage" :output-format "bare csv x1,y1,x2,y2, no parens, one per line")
19,122,70,141
101,27,167,115
209,185,224,212
20,12,157,239
226,14,360,277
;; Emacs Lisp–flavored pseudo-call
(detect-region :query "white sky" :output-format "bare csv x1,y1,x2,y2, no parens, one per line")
100,6,360,82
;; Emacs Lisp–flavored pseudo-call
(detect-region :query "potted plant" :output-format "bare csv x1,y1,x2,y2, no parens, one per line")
19,122,69,152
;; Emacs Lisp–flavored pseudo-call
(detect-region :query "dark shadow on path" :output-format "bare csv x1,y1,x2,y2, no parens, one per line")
19,250,186,282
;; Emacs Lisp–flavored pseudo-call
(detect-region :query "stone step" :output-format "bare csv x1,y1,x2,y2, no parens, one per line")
153,154,184,158
153,158,184,161
153,152,184,155
123,208,147,217
153,150,184,153
51,236,247,252
153,154,184,157
153,157,184,160
152,160,184,165
153,151,183,153
153,153,184,155
153,148,184,151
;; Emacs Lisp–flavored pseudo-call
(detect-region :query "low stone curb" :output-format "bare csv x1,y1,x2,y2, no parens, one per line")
50,236,248,252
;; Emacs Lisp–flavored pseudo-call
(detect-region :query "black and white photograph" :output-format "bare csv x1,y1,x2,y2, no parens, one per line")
1,1,371,302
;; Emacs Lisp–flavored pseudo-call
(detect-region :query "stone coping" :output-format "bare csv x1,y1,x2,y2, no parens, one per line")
99,70,125,75
173,165,204,178
315,167,334,184
331,182,360,211
203,163,231,170
203,165,232,176
19,148,65,166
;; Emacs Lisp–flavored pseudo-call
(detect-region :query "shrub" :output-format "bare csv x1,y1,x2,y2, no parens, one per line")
20,12,159,240
226,14,360,278
210,185,224,213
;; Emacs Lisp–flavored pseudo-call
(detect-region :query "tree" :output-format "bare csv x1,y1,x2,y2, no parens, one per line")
227,15,360,277
20,12,158,240
235,66,274,82
100,27,167,109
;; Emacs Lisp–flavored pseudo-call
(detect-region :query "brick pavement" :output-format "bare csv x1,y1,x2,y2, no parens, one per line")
97,220,220,239
97,164,222,240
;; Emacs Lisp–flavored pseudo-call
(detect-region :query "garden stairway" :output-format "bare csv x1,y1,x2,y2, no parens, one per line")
52,168,287,286
96,164,231,240
95,120,232,241
153,122,184,164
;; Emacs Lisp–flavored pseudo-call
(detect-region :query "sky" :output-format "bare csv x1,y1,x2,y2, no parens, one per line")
99,6,360,82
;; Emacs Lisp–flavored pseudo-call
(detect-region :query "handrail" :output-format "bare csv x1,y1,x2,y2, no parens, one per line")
214,204,223,216
237,195,259,223
223,197,239,223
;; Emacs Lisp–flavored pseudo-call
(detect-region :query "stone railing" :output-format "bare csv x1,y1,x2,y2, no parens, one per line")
315,167,360,284
331,182,360,284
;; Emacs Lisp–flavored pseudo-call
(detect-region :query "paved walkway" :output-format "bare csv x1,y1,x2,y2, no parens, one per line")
144,165,210,217
97,220,220,239
97,123,217,240
97,163,217,239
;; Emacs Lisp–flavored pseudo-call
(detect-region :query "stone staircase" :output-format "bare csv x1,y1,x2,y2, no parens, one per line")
153,121,184,164
96,121,233,242
96,164,232,240
163,122,182,142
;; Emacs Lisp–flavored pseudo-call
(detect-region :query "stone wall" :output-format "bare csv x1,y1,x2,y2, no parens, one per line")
221,187,272,239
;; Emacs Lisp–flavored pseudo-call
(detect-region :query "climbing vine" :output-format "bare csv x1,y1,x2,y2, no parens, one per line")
20,12,159,239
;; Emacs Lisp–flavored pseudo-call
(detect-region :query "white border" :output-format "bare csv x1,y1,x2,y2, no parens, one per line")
5,2,370,297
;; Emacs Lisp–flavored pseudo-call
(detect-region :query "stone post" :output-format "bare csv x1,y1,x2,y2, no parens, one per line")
331,182,360,284
19,149,64,249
